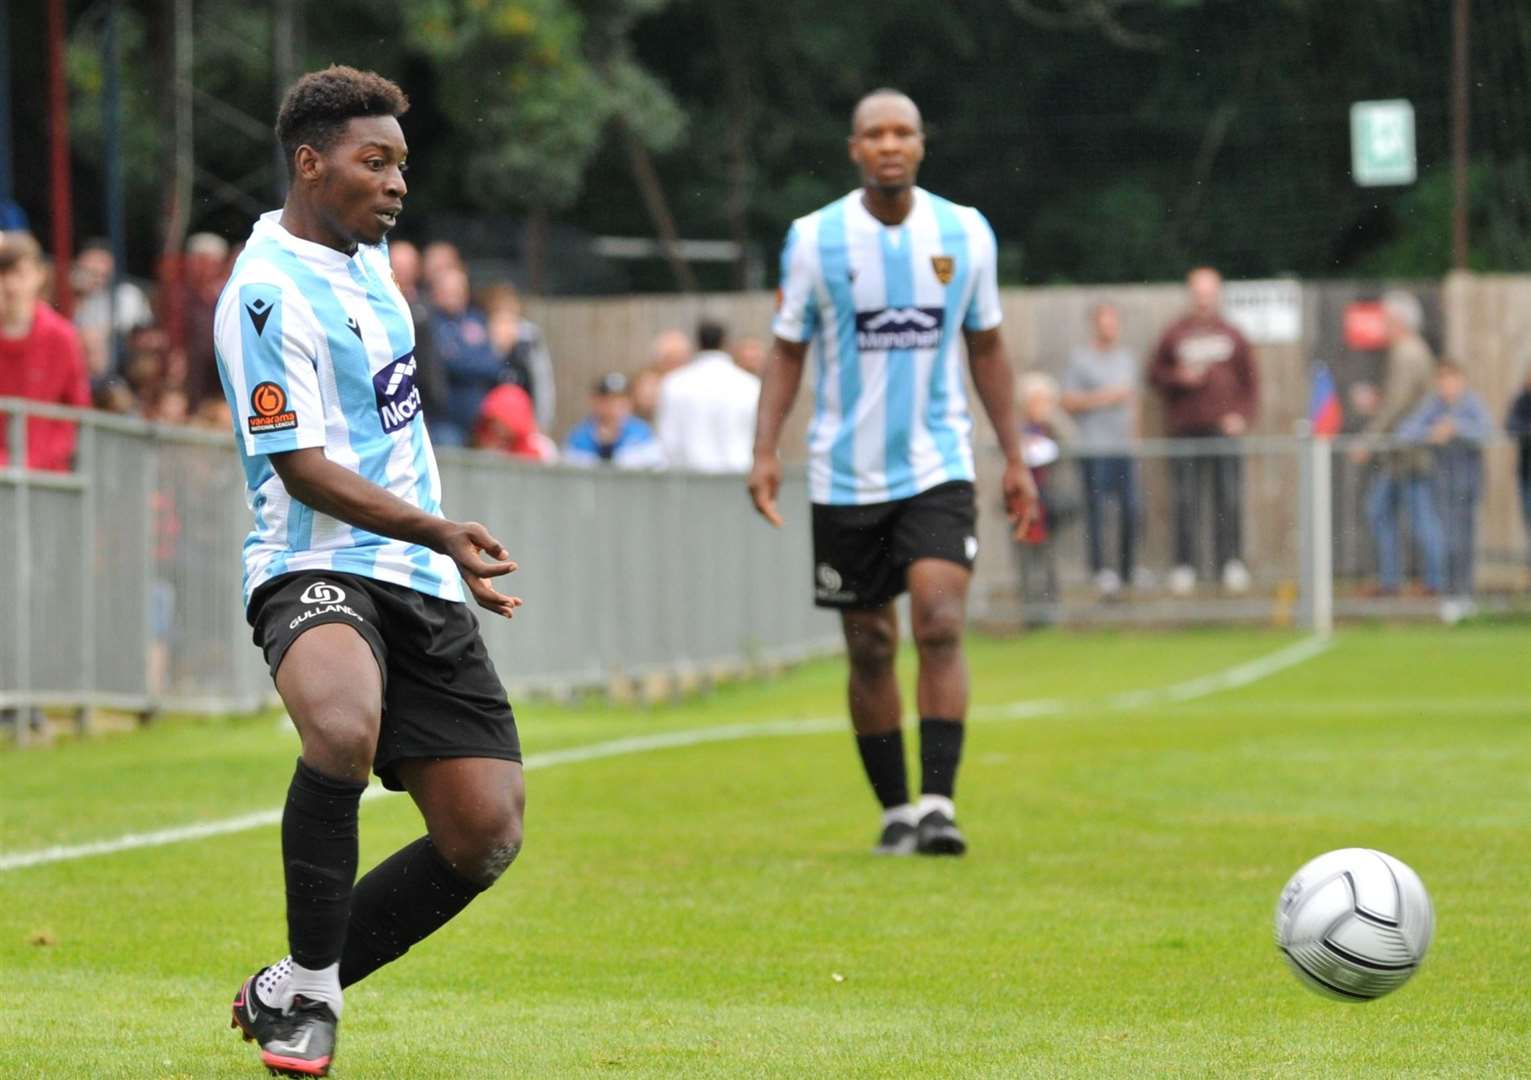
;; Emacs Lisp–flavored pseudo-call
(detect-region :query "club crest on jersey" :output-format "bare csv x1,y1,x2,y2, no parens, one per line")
855,307,945,351
930,255,955,285
373,352,422,433
247,380,298,435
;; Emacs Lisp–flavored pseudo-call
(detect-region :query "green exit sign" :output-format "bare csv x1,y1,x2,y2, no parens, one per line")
1351,100,1417,187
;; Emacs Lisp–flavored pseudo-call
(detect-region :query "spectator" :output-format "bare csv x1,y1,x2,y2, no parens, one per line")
472,383,557,463
71,239,153,376
121,324,171,405
564,371,665,470
483,284,556,433
0,231,90,471
421,240,463,291
91,374,138,415
192,395,233,432
732,335,767,376
655,318,760,473
427,264,501,447
179,232,230,411
150,387,191,426
650,327,693,375
630,366,662,426
388,239,449,427
1148,266,1258,596
1397,358,1492,609
1357,289,1438,597
1505,366,1531,579
1016,372,1068,621
1061,301,1139,599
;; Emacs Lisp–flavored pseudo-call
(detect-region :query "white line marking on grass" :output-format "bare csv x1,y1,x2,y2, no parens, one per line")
0,636,1330,873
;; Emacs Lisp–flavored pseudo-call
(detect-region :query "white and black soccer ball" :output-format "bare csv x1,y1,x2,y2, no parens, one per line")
1274,847,1434,1001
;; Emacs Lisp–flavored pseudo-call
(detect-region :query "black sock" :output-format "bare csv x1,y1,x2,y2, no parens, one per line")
282,758,367,970
855,729,910,809
919,718,965,799
339,836,487,988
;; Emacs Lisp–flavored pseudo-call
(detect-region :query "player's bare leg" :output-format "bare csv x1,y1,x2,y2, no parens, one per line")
841,605,918,853
233,624,382,1077
399,756,524,887
326,757,525,991
907,558,973,855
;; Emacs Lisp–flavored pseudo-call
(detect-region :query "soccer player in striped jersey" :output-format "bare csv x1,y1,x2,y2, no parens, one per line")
216,67,525,1077
749,89,1037,857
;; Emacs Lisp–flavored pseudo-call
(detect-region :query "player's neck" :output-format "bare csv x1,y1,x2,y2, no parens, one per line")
279,200,359,257
860,186,915,227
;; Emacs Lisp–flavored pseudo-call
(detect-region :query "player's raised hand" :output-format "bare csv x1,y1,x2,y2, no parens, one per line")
1002,458,1040,542
747,454,785,527
440,520,523,618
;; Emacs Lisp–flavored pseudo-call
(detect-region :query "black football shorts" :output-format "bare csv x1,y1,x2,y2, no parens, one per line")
809,480,978,610
248,570,521,790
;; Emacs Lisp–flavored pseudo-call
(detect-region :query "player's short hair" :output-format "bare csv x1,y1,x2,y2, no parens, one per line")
851,88,921,133
276,65,410,178
697,319,727,351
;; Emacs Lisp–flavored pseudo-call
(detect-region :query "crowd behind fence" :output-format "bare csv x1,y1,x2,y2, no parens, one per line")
3,401,1526,728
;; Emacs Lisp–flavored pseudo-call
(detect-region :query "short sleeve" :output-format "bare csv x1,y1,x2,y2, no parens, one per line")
770,222,820,344
963,211,1002,333
214,278,327,457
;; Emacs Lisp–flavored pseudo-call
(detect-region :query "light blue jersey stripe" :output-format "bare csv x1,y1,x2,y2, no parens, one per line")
927,197,971,483
270,248,390,581
819,201,861,504
881,227,918,499
350,257,443,595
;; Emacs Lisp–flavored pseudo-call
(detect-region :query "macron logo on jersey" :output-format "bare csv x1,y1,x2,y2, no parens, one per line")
373,352,422,433
855,307,945,352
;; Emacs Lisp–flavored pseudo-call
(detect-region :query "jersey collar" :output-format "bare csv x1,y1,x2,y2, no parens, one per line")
252,209,364,270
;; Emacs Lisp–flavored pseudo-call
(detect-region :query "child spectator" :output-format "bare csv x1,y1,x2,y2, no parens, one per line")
472,383,557,463
1016,372,1068,621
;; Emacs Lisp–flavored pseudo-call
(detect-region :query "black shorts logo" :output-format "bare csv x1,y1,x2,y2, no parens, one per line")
299,581,346,605
248,381,298,435
855,307,944,352
373,352,422,433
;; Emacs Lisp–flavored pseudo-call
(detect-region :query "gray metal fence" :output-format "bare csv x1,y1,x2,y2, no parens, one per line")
3,399,1524,724
0,400,839,720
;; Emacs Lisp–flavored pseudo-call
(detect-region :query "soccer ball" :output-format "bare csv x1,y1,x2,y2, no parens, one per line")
1274,848,1434,1001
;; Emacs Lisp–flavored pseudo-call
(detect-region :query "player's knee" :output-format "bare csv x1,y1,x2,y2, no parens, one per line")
299,705,379,779
912,607,963,655
450,805,523,888
845,625,897,675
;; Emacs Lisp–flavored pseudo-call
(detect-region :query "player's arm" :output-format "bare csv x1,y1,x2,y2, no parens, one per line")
749,221,818,527
748,336,809,526
961,212,1038,540
964,327,1039,540
269,449,521,618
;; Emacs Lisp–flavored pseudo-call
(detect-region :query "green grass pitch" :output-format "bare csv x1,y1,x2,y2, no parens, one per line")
2,624,1529,1078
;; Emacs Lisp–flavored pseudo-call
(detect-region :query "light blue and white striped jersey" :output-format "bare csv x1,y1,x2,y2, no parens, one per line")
772,187,1002,506
213,211,463,607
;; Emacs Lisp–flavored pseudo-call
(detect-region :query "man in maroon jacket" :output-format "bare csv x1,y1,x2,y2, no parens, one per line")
0,231,91,471
1148,267,1258,596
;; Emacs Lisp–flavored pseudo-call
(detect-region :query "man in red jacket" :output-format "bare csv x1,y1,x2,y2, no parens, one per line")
1148,267,1259,596
0,231,91,471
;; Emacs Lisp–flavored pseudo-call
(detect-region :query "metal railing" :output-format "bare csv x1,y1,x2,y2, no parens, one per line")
0,400,840,722
3,398,1525,725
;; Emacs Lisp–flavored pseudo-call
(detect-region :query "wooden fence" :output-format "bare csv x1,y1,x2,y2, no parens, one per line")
523,276,1529,594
